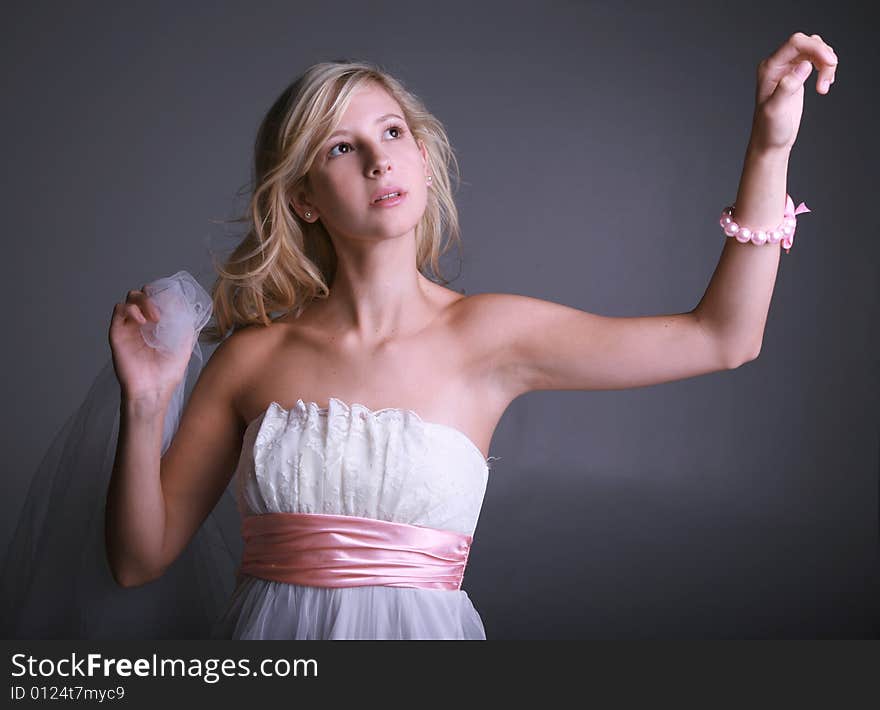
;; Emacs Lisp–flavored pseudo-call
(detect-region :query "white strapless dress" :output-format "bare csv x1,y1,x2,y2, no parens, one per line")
210,397,492,640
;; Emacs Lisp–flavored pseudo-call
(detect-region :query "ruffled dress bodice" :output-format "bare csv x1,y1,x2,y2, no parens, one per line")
211,397,491,640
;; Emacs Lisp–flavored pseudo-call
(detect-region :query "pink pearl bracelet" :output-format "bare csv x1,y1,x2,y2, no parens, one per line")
719,194,811,254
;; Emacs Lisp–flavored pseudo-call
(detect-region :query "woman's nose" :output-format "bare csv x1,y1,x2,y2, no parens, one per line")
364,144,392,175
368,155,391,175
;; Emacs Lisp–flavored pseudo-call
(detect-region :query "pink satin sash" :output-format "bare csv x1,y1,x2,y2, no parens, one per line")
238,512,473,590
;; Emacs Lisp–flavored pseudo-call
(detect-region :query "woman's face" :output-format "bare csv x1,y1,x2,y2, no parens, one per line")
296,83,431,242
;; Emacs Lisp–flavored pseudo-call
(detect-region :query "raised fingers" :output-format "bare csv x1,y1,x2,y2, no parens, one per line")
123,303,148,325
123,289,160,322
111,301,147,327
767,31,838,93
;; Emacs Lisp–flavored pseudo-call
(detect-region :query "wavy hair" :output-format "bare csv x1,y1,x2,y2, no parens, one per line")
201,59,463,343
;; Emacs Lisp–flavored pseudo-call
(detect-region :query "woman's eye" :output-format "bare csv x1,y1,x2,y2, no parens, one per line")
327,124,406,158
328,143,348,157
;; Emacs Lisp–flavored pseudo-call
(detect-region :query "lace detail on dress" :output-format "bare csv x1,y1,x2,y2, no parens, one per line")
235,398,490,537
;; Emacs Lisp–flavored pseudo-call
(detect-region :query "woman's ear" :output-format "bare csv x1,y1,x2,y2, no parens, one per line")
288,187,318,222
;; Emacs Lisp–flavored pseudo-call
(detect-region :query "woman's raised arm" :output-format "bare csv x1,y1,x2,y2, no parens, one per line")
105,290,251,588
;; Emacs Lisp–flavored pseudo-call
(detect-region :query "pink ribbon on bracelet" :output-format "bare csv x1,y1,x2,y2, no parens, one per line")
784,194,812,253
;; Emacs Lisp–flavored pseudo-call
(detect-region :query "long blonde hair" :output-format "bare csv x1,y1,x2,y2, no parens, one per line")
201,59,463,343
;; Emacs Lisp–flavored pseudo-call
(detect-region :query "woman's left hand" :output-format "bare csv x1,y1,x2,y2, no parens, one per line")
749,32,838,154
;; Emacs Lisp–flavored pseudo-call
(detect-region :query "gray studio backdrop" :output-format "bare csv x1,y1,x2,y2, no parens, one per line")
2,0,877,638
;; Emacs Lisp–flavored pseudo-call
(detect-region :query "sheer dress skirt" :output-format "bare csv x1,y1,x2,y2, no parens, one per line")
211,576,487,640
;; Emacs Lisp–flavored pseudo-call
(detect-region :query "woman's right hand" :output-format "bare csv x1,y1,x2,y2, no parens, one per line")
108,286,195,404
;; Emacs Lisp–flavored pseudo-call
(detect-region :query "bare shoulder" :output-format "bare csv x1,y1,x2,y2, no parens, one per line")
199,322,280,426
446,291,532,350
451,291,526,319
447,290,557,369
443,292,534,400
211,320,277,360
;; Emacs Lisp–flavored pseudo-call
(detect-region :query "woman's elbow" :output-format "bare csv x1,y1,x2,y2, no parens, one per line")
106,554,164,589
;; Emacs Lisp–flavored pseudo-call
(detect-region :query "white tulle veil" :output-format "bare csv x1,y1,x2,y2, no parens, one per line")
0,271,242,639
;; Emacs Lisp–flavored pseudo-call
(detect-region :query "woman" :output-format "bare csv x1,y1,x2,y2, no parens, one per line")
105,35,836,640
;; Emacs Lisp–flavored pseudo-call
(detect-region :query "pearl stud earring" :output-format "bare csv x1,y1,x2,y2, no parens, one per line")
305,211,312,219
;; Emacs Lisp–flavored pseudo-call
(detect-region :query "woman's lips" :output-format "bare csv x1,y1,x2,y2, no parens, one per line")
370,191,407,208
